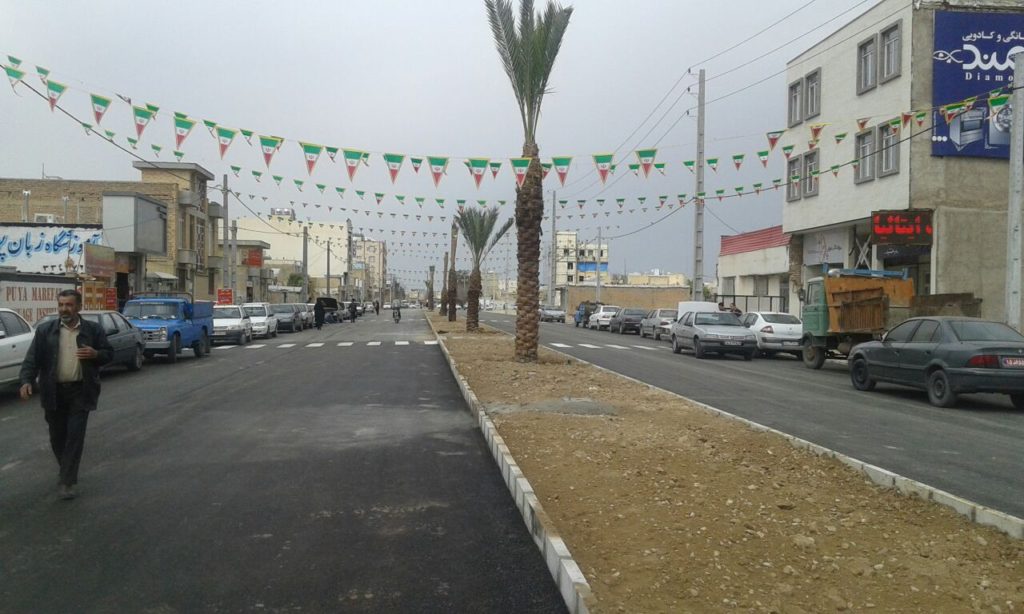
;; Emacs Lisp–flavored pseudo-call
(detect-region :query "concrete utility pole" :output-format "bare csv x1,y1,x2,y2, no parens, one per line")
692,68,707,301
62,195,68,223
230,220,238,297
428,265,436,310
222,174,230,293
302,225,309,300
440,252,449,314
549,190,557,307
596,226,602,303
448,222,459,321
326,238,331,300
1006,52,1024,330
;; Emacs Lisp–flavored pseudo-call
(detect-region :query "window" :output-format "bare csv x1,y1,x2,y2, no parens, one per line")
788,80,803,126
878,121,900,177
721,276,736,295
802,151,819,197
567,262,574,270
909,320,939,343
786,157,802,201
857,35,878,94
804,69,821,119
566,275,573,283
880,21,901,82
754,276,770,296
854,129,875,184
0,311,31,336
884,320,919,343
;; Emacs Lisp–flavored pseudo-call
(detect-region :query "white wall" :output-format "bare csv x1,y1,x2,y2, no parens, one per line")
718,245,789,280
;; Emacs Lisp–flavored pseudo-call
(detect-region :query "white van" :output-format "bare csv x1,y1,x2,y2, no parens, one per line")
675,301,722,322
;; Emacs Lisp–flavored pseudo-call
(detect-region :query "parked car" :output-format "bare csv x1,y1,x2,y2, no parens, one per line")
287,303,312,329
849,317,1024,408
0,308,34,386
271,303,302,332
242,302,278,339
540,305,566,323
122,294,214,363
383,303,392,310
212,305,253,345
304,303,316,326
586,305,621,331
671,310,757,360
639,309,677,340
38,311,145,371
608,308,648,334
741,312,803,356
364,302,376,314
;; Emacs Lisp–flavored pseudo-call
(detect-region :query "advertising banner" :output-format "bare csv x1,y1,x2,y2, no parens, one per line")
871,210,934,245
0,225,103,272
217,288,235,305
932,11,1024,158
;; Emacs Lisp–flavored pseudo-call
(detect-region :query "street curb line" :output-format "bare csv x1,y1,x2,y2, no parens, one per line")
428,317,595,614
543,342,1024,541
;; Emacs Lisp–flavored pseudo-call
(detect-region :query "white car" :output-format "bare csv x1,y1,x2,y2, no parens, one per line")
0,308,34,387
587,305,621,331
740,311,804,356
212,305,254,345
241,302,279,339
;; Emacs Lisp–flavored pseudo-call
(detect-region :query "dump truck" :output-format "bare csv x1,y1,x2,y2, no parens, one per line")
798,269,980,369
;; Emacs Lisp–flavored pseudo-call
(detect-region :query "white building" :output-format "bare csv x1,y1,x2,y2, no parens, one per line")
717,225,792,313
780,0,1019,320
234,214,351,282
554,230,609,286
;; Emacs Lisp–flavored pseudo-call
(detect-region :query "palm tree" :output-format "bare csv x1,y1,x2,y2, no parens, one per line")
455,207,515,331
484,0,573,361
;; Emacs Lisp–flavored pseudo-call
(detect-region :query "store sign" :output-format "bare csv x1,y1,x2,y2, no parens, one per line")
105,287,118,310
84,243,116,278
0,278,76,323
217,288,234,305
0,225,103,272
872,210,934,245
803,229,848,266
243,248,264,267
932,11,1023,158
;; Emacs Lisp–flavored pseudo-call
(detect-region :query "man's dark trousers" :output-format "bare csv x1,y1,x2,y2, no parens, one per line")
45,382,90,486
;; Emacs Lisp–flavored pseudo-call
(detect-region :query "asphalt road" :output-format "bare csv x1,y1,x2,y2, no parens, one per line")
483,313,1024,519
0,311,565,613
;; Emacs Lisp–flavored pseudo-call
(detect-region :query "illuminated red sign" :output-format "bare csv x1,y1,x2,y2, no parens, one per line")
872,210,933,246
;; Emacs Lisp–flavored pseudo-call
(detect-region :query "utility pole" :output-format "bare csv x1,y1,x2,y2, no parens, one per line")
1006,51,1024,330
549,190,557,307
222,173,230,294
326,238,331,300
428,265,436,310
230,220,238,298
692,68,706,301
62,195,68,223
596,226,602,303
440,252,449,314
448,222,459,321
302,225,309,300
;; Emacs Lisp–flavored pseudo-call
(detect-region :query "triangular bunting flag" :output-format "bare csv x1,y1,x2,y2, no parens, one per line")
230,165,241,177
90,94,111,125
173,115,196,149
428,156,449,187
901,112,914,128
541,162,552,179
343,149,366,181
592,153,613,184
706,158,719,172
173,151,185,162
915,111,928,127
203,119,218,136
654,162,667,175
6,55,21,68
272,175,283,186
551,156,572,186
300,142,323,175
731,154,744,170
834,132,848,144
410,157,423,173
683,160,696,173
757,150,769,167
335,187,345,197
36,65,49,83
628,163,640,176
856,117,870,131
488,161,502,178
383,152,405,183
808,123,827,141
316,183,326,194
781,145,795,160
468,158,489,188
46,80,67,111
151,144,162,157
3,65,25,89
293,179,304,191
240,128,254,144
126,137,138,149
325,146,338,162
766,130,785,151
260,135,281,168
510,158,531,187
252,170,263,182
216,126,237,159
634,148,657,177
374,192,385,205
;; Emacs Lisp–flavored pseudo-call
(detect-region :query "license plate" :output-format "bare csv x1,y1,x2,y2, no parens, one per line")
783,341,800,346
1001,357,1024,368
213,331,225,336
724,341,742,346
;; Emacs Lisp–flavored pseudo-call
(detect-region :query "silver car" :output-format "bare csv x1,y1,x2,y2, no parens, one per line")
212,305,254,345
740,311,803,356
639,308,677,341
670,310,757,360
270,303,302,332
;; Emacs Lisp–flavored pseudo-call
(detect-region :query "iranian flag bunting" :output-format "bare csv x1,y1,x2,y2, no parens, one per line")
335,187,345,197
151,144,162,157
628,163,640,176
683,160,696,173
90,94,111,124
395,195,405,204
240,128,254,144
173,115,196,148
374,193,384,205
634,148,657,177
300,142,323,175
252,170,263,182
915,111,928,127
477,200,487,207
596,198,605,207
131,104,154,136
468,158,489,188
856,117,870,131
103,130,115,140
294,179,304,191
203,119,217,136
807,140,817,151
942,103,966,123
126,137,138,149
616,198,625,208
343,149,366,181
577,200,586,209
592,153,613,184
36,65,49,83
216,126,237,159
678,194,687,206
654,162,667,175
637,196,646,205
831,164,841,177
658,195,667,206
410,157,423,173
488,161,502,178
706,158,719,172
889,117,902,133
716,189,725,201
415,196,425,207
435,198,445,208
753,183,762,194
46,80,67,111
427,156,449,187
272,175,283,186
356,190,366,200
145,103,160,118
80,122,92,135
316,183,326,194
988,94,1010,123
3,65,25,89
901,112,914,128
757,150,769,167
732,154,744,170
7,55,21,68
541,162,552,179
230,165,241,177
173,151,185,162
808,123,827,141
383,152,405,183
510,158,530,186
551,156,572,186
834,132,847,144
766,130,785,151
781,144,795,160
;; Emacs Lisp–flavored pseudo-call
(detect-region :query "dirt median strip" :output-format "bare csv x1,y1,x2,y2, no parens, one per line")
429,312,1023,613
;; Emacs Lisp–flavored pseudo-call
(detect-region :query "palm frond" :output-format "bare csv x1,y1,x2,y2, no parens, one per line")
455,207,504,267
483,216,516,261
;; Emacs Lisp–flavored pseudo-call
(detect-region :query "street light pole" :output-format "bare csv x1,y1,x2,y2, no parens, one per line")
1005,51,1024,329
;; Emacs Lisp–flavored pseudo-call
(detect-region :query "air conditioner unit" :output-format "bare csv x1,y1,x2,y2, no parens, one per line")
34,213,58,223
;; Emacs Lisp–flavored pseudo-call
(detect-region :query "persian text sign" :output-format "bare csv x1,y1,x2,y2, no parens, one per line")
872,210,934,246
932,11,1023,158
0,225,103,272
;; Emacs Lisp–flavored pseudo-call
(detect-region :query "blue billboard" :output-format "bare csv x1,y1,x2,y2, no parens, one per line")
576,262,608,273
932,11,1023,158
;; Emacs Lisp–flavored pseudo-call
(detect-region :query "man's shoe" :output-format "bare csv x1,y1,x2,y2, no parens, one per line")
58,484,77,500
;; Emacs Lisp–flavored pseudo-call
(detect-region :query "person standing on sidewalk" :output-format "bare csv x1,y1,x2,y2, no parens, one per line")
19,289,113,500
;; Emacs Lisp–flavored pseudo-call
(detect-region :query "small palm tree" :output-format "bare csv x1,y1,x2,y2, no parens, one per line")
484,0,573,361
455,207,515,331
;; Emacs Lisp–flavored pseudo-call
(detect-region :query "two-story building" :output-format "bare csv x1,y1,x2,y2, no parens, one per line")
780,0,1020,320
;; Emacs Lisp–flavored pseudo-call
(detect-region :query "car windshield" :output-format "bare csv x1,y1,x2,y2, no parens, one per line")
123,303,178,319
213,307,240,318
243,306,267,317
949,320,1024,342
270,305,294,314
660,310,677,319
624,309,647,316
762,313,801,324
694,312,742,326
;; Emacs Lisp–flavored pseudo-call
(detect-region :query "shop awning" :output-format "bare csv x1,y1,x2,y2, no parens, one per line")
145,271,178,280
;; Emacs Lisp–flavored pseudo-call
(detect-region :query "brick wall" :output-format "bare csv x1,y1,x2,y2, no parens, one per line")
566,286,691,312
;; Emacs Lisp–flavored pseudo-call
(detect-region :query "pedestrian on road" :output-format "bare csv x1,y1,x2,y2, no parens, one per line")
374,300,380,316
314,299,325,330
349,300,358,321
19,289,114,500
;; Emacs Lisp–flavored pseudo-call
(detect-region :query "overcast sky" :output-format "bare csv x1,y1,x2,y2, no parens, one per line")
0,0,876,289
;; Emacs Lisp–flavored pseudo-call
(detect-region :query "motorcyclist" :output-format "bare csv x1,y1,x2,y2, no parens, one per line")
392,301,402,323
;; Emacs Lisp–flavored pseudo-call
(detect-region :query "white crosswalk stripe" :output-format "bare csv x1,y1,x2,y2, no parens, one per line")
214,345,235,350
605,344,630,349
247,344,266,349
578,343,601,349
337,342,354,347
423,340,438,345
549,343,571,348
306,343,324,348
632,345,660,350
395,341,409,346
278,343,296,348
367,341,382,346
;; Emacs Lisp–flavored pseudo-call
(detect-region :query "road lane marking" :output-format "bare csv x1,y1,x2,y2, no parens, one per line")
306,343,324,348
278,343,296,348
605,344,630,349
550,343,571,348
247,344,266,349
578,343,601,349
337,342,354,346
423,340,438,345
367,341,382,346
632,345,659,350
214,345,235,350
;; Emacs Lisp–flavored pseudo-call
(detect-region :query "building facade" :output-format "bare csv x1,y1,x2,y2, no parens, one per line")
350,233,388,301
717,225,792,313
780,0,1020,320
554,230,609,287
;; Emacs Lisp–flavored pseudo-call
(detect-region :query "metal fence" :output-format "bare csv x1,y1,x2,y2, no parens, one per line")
714,294,789,314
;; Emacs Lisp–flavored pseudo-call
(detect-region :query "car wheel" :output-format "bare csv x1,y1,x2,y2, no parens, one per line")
671,335,681,354
850,357,876,391
639,328,646,338
927,370,958,408
743,351,754,361
271,326,278,338
194,332,209,358
618,324,624,334
802,343,826,369
1010,394,1024,410
167,334,180,364
654,332,661,341
127,345,144,371
694,338,706,359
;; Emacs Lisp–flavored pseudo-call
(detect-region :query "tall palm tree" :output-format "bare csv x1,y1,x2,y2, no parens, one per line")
455,207,515,331
484,0,573,361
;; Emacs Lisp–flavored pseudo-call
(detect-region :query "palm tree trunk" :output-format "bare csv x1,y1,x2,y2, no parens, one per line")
515,142,542,361
467,267,482,332
448,224,459,322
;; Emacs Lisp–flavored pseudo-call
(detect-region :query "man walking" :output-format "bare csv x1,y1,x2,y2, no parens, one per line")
19,289,113,500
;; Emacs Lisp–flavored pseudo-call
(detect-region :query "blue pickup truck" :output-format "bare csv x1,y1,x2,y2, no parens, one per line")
122,293,214,363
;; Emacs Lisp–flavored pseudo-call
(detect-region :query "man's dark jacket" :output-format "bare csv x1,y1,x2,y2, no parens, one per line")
19,317,114,412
